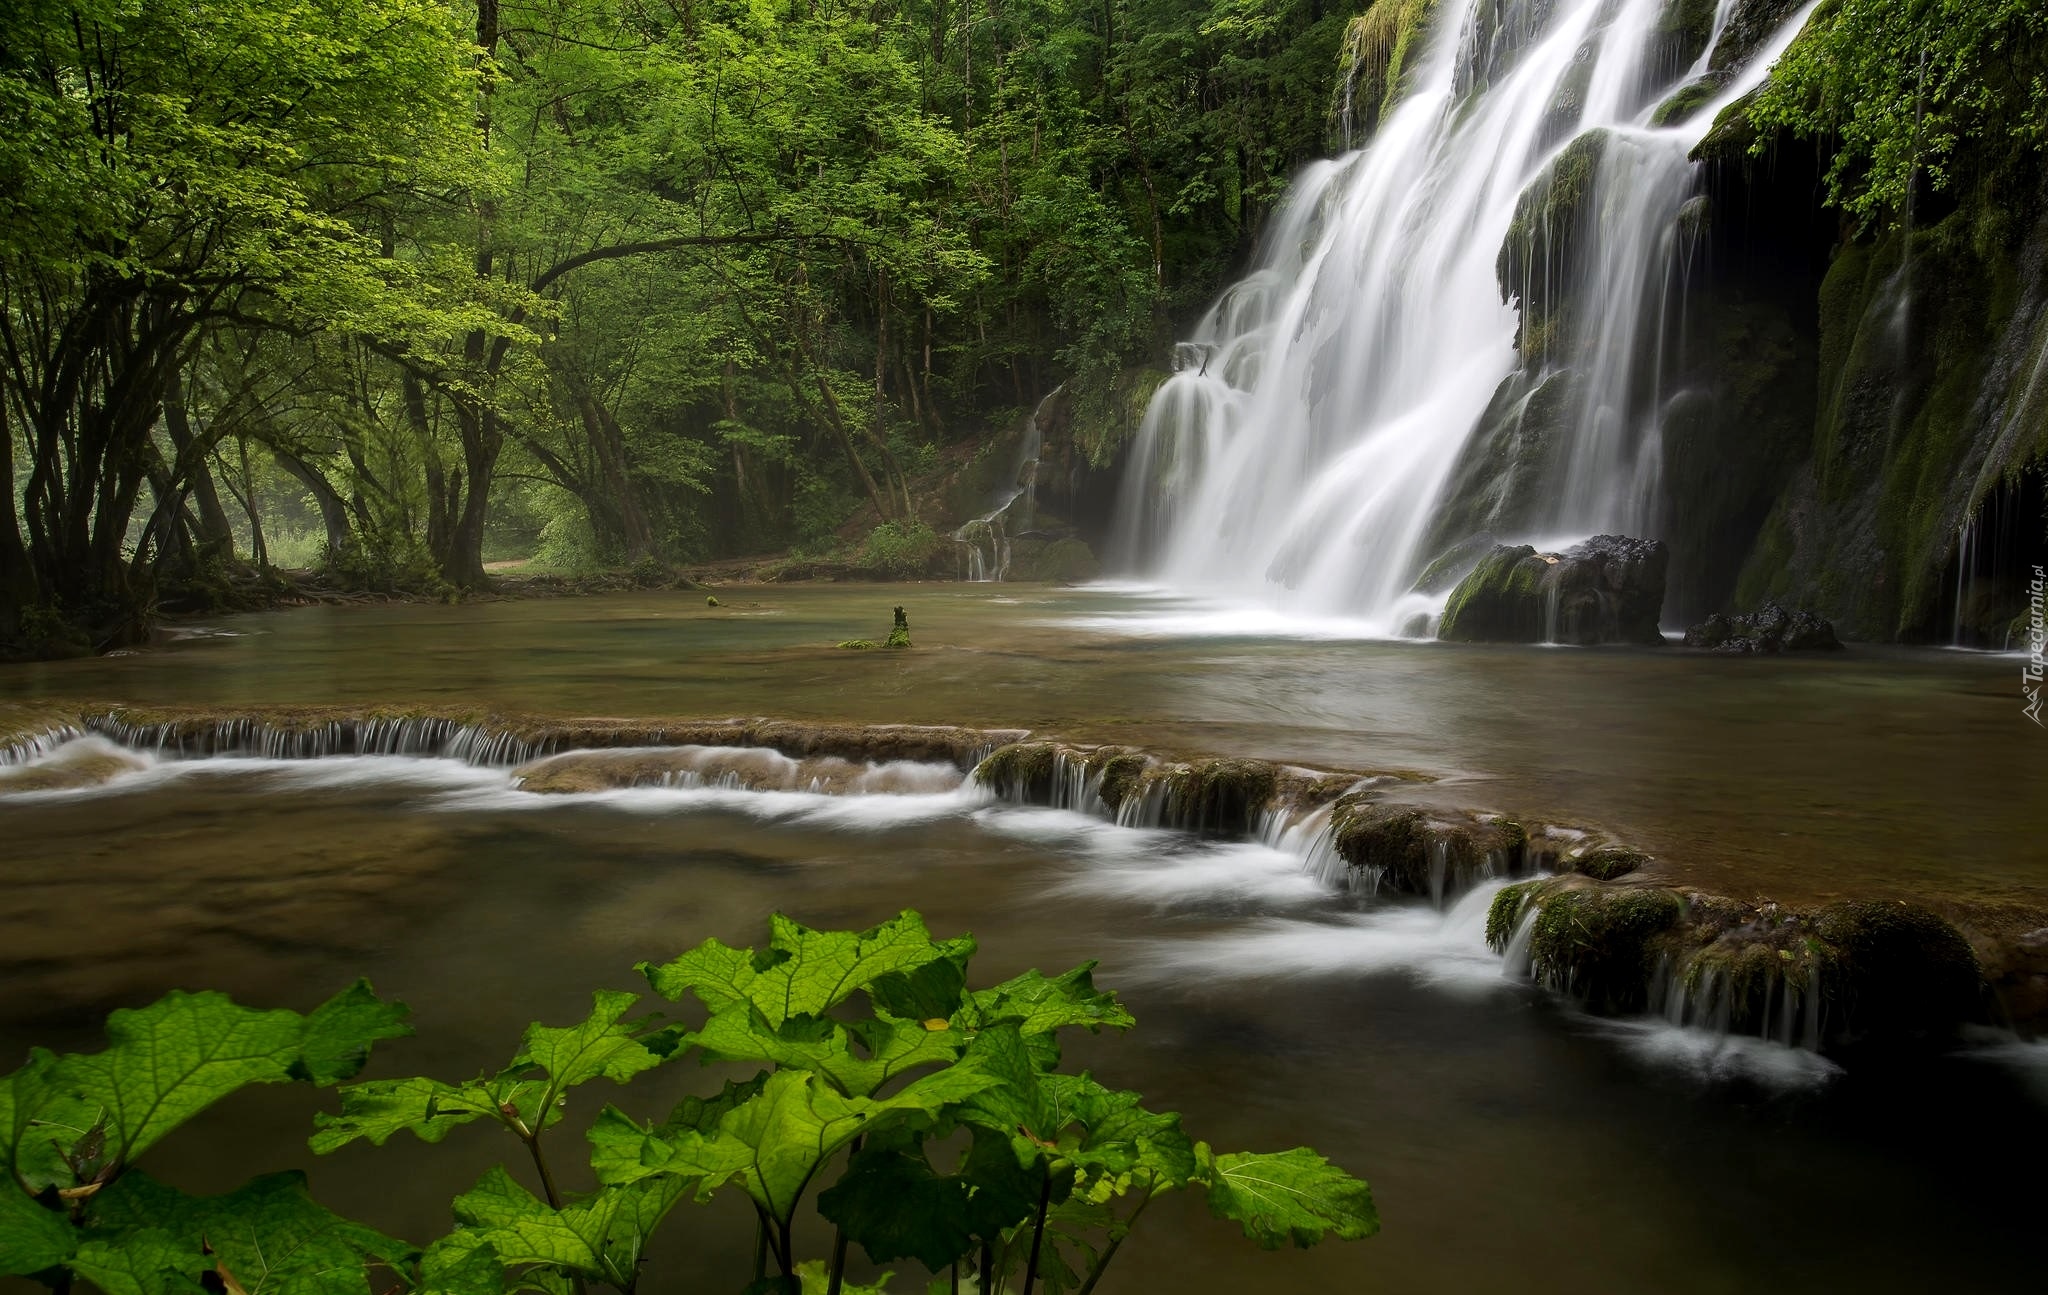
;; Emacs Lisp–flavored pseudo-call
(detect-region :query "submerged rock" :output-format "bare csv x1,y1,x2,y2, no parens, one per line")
1683,601,1843,652
1437,535,1668,645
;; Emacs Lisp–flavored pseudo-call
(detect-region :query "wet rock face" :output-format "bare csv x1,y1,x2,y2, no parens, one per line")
1438,535,1668,645
1488,878,1993,1050
1330,798,1532,901
1683,601,1843,652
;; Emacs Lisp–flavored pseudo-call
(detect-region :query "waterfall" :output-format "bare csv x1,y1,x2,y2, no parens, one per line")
955,386,1058,581
1114,0,1816,630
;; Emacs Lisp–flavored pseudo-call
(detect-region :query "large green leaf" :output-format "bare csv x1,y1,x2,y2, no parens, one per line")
85,1170,417,1295
0,1050,95,1193
1194,1145,1378,1249
640,911,955,1027
690,1004,960,1099
0,1179,74,1278
814,1128,975,1271
454,1166,693,1289
864,936,977,1022
64,1227,200,1295
310,1074,542,1153
291,979,416,1086
516,990,679,1091
314,992,673,1155
604,1066,996,1223
2,984,408,1184
955,965,1134,1068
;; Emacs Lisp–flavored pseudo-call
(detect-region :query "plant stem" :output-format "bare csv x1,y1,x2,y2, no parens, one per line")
825,1133,863,1295
1075,1190,1153,1295
525,1134,588,1295
525,1135,566,1210
1019,1174,1053,1295
754,1210,771,1285
979,1240,995,1294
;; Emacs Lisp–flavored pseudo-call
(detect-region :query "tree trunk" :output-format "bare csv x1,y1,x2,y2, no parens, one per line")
273,450,352,564
162,372,236,559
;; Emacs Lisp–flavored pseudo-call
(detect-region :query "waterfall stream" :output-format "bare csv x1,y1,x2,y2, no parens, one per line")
1113,0,1815,631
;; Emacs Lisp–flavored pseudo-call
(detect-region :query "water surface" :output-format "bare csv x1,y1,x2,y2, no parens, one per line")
1,758,2040,1293
8,584,2041,906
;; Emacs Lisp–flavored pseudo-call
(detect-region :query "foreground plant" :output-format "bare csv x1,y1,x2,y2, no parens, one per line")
0,912,1375,1293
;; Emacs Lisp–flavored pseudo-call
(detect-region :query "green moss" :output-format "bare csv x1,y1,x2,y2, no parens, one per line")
1497,131,1607,359
1651,76,1723,128
836,639,880,650
1436,545,1546,641
1072,368,1170,468
1654,0,1720,68
1811,900,1982,1043
1340,0,1441,137
1524,886,1685,1012
1571,846,1650,882
1088,749,1149,810
974,742,1062,800
1166,759,1281,834
1486,880,1541,950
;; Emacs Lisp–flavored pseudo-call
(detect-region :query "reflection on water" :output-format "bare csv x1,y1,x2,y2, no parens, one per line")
0,758,2042,1293
5,583,2042,905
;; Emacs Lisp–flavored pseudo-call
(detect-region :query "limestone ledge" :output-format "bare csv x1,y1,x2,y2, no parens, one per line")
1,705,2039,1044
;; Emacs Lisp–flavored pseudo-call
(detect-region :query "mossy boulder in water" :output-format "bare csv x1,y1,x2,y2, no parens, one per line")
1490,877,1990,1049
1332,797,1529,900
1438,535,1668,645
1161,759,1280,835
1683,601,1843,652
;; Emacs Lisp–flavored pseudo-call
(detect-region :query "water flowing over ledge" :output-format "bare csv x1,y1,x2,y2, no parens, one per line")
2,703,2041,1062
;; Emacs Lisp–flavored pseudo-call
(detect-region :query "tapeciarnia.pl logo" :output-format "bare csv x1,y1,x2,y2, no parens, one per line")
2027,564,2046,727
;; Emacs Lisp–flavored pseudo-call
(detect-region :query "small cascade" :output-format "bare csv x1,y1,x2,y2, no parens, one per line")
512,746,965,797
0,725,84,766
87,714,553,766
1952,511,1978,646
1651,953,1824,1051
954,386,1058,581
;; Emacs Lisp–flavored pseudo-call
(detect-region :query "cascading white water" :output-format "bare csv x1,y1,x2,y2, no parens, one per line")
1114,0,1814,630
954,386,1059,581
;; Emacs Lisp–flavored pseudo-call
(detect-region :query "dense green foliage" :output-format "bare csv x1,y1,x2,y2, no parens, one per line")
1748,0,2048,222
1,0,1356,655
0,912,1375,1293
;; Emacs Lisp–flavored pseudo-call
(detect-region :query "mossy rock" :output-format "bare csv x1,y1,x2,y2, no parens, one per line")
974,742,1063,801
1568,846,1651,881
836,639,881,650
1811,901,1983,1046
1650,74,1726,127
1498,130,1608,355
1436,544,1547,641
1162,759,1281,835
1332,798,1529,898
1653,0,1720,70
1087,748,1150,811
1522,884,1687,1012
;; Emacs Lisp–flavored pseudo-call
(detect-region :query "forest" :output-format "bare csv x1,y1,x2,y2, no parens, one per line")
5,0,2046,656
2,0,1363,655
